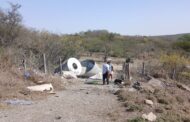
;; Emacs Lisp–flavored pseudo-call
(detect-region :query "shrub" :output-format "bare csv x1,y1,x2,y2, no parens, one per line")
175,35,190,52
124,101,143,112
174,41,190,52
160,53,190,79
158,111,190,122
128,117,146,122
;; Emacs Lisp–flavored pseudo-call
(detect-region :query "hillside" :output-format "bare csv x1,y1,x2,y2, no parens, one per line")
0,3,190,122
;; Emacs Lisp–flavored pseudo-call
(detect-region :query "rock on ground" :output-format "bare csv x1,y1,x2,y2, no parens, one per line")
142,112,157,122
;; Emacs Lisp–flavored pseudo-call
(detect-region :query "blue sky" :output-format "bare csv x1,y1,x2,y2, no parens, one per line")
0,0,190,35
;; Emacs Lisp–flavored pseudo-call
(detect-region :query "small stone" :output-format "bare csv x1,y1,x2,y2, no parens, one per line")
155,108,164,113
36,81,45,84
145,99,153,106
19,90,30,95
165,105,172,110
55,116,61,120
148,78,163,88
86,92,89,94
128,88,136,92
142,112,157,122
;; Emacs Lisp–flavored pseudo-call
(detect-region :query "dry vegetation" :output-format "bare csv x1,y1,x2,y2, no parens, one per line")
0,67,65,100
115,79,190,122
0,46,65,101
0,3,190,122
113,54,190,122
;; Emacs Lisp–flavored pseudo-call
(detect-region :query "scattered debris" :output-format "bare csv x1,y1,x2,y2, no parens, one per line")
54,58,102,79
132,81,142,90
4,99,32,105
35,81,45,84
24,70,45,83
55,116,62,120
19,90,30,96
54,58,82,76
177,83,190,92
142,112,157,122
145,99,153,106
89,72,102,80
24,71,31,79
80,59,101,77
84,79,100,84
62,71,77,79
128,88,137,92
148,78,163,88
49,90,56,94
85,73,102,84
27,83,53,92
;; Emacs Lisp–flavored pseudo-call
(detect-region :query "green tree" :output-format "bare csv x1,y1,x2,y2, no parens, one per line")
101,33,115,61
161,53,190,79
174,34,190,52
0,3,22,47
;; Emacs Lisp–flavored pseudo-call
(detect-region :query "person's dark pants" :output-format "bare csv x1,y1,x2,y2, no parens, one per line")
103,72,109,85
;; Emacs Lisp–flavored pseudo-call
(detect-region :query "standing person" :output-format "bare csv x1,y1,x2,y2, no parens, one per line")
108,59,114,82
110,64,114,81
102,60,109,85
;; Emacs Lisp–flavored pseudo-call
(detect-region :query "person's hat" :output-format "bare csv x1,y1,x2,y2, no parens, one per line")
107,58,112,62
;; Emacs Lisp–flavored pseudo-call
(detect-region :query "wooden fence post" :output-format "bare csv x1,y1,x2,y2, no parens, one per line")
43,53,47,74
127,63,130,80
59,57,63,75
23,58,27,81
172,68,176,80
23,59,26,73
142,62,145,75
123,63,130,80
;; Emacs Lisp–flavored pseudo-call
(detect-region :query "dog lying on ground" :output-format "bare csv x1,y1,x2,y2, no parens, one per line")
114,79,124,85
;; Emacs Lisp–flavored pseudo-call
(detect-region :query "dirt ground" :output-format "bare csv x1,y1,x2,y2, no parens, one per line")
0,80,128,122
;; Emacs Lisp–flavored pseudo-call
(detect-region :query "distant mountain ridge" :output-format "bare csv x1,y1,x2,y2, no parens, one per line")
151,33,190,41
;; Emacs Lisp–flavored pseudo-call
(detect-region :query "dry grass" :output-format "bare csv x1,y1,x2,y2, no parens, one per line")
0,103,9,109
0,67,65,101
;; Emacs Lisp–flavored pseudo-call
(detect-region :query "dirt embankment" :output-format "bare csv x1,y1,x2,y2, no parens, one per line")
115,78,190,122
0,67,65,101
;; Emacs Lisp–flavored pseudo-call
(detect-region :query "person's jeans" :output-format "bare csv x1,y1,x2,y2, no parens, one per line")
103,72,109,85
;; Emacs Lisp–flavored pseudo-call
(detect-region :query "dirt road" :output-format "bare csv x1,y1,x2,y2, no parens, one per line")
0,81,127,122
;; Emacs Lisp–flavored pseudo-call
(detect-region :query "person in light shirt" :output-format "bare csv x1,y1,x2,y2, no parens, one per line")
102,60,110,85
